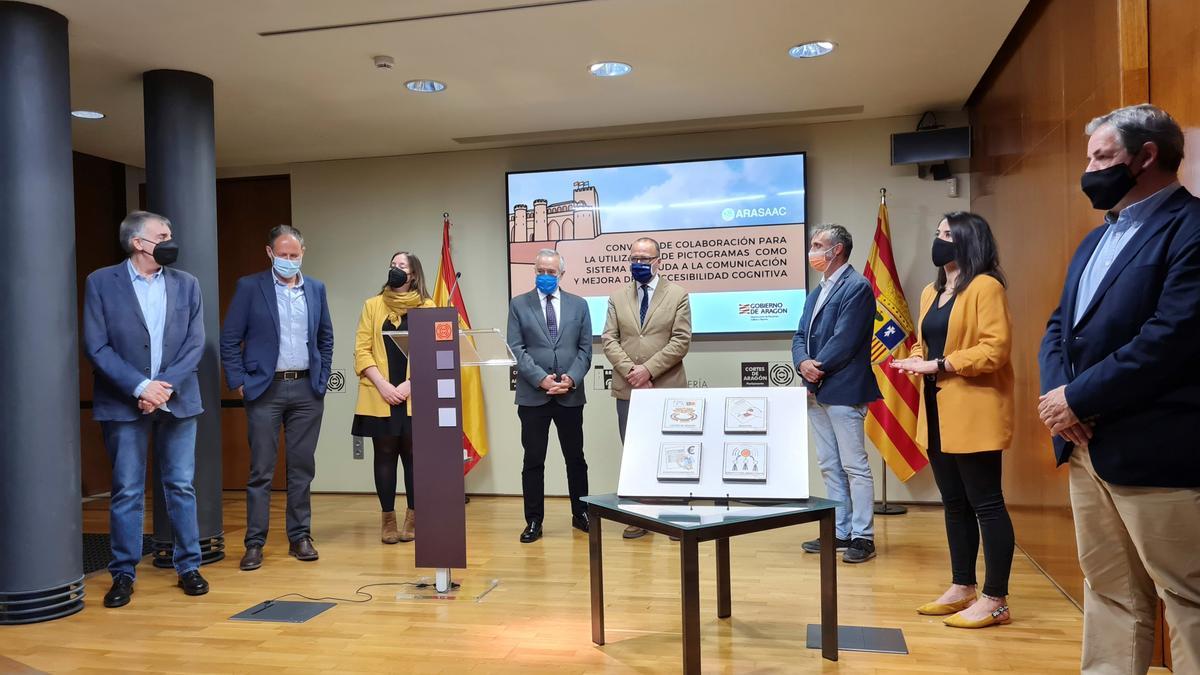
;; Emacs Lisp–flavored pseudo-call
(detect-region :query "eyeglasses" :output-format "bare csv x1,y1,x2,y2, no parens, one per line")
630,256,657,264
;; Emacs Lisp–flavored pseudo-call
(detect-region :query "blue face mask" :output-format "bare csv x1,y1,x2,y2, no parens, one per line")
631,262,654,284
272,256,302,279
535,273,558,295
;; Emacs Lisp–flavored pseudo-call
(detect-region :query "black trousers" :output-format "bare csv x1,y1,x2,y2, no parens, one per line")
925,382,1015,598
372,428,414,513
518,400,589,522
244,378,323,547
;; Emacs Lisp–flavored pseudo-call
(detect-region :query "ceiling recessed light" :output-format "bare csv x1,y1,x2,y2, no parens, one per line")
71,110,105,119
788,41,835,59
405,79,446,93
589,62,632,78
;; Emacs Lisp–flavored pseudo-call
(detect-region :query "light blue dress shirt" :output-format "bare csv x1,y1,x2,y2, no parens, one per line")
809,263,849,331
128,259,166,398
274,272,310,371
1074,183,1179,325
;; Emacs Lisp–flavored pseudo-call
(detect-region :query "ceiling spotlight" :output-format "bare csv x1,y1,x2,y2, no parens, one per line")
589,62,632,78
405,79,446,93
71,110,105,120
788,41,835,59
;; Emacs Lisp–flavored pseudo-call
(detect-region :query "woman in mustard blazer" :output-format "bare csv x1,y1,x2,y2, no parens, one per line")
892,211,1016,629
352,251,436,545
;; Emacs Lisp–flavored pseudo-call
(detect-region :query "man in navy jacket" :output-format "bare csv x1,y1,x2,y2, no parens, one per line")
221,225,334,571
83,211,209,607
792,224,882,564
1038,104,1200,672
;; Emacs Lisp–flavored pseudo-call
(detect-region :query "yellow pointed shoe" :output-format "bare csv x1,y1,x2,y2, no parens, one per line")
916,596,976,616
943,605,1011,628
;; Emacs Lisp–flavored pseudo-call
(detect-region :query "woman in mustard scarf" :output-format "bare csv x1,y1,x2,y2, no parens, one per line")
352,251,435,544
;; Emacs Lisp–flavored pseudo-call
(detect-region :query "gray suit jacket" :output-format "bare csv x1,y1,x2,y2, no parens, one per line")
507,289,593,407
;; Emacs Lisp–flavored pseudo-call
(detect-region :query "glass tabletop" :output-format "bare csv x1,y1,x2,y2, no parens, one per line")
582,493,840,530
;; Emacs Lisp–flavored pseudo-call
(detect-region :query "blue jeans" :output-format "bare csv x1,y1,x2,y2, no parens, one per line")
809,400,875,540
101,412,202,578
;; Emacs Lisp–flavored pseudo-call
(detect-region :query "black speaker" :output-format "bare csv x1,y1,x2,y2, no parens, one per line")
891,126,971,165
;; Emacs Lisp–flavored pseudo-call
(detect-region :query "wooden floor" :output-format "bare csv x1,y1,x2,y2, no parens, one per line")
4,494,1089,673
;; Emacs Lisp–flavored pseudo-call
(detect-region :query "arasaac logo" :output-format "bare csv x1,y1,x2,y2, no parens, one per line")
722,206,788,222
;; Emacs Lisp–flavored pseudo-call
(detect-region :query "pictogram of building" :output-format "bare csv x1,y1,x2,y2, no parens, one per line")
508,181,601,242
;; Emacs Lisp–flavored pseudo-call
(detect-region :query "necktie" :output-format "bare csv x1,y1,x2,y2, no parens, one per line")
639,284,650,325
545,295,558,341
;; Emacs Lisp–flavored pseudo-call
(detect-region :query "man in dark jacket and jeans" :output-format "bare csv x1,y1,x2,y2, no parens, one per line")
793,224,882,563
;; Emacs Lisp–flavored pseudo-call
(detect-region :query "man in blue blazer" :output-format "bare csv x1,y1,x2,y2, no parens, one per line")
507,249,592,543
792,224,882,564
220,225,334,571
1038,104,1200,671
83,211,209,607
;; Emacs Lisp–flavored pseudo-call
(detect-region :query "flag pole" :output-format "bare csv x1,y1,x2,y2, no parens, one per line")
873,187,907,516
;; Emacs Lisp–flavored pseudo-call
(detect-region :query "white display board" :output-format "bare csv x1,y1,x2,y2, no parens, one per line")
617,387,809,500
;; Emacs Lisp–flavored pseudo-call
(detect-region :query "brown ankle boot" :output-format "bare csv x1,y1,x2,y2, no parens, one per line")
381,511,400,544
399,508,415,542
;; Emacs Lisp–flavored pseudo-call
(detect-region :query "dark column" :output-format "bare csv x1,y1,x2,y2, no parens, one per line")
0,1,84,623
142,69,224,566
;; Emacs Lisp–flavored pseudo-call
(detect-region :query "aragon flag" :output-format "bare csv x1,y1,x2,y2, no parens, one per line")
862,194,928,481
432,214,489,474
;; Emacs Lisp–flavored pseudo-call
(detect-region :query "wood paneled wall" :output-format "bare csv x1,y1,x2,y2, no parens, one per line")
970,0,1194,665
73,152,129,496
967,0,1129,607
141,175,294,490
1149,0,1200,194
213,175,293,490
82,172,292,495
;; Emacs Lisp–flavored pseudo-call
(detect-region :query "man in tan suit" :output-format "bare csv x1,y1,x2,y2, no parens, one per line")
602,236,692,538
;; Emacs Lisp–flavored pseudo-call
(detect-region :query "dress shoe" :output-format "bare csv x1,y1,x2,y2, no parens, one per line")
177,570,209,596
520,521,543,543
622,525,648,539
571,514,589,533
917,596,976,616
400,508,416,542
103,574,134,608
801,536,851,554
240,544,264,571
381,511,401,544
944,604,1011,628
842,538,876,563
289,536,319,561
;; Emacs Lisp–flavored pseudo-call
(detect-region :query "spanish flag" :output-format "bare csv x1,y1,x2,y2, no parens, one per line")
433,215,489,474
863,195,928,481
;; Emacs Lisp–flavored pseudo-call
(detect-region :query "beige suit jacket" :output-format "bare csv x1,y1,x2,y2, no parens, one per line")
601,277,692,400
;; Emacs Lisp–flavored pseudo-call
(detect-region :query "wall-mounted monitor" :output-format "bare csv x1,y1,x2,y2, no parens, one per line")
506,153,808,335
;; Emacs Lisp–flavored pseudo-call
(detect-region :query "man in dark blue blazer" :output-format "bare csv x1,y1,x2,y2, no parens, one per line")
220,225,334,571
792,224,882,564
507,249,592,543
1037,104,1200,670
83,211,209,607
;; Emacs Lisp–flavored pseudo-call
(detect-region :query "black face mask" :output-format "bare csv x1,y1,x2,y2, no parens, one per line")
1081,162,1139,211
387,267,408,289
932,238,956,268
151,240,179,266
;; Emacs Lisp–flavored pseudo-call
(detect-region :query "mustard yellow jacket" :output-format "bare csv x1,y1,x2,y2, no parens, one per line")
911,274,1014,453
353,294,436,417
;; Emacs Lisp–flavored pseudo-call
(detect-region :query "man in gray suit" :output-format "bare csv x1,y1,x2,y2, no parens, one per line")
507,249,593,543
